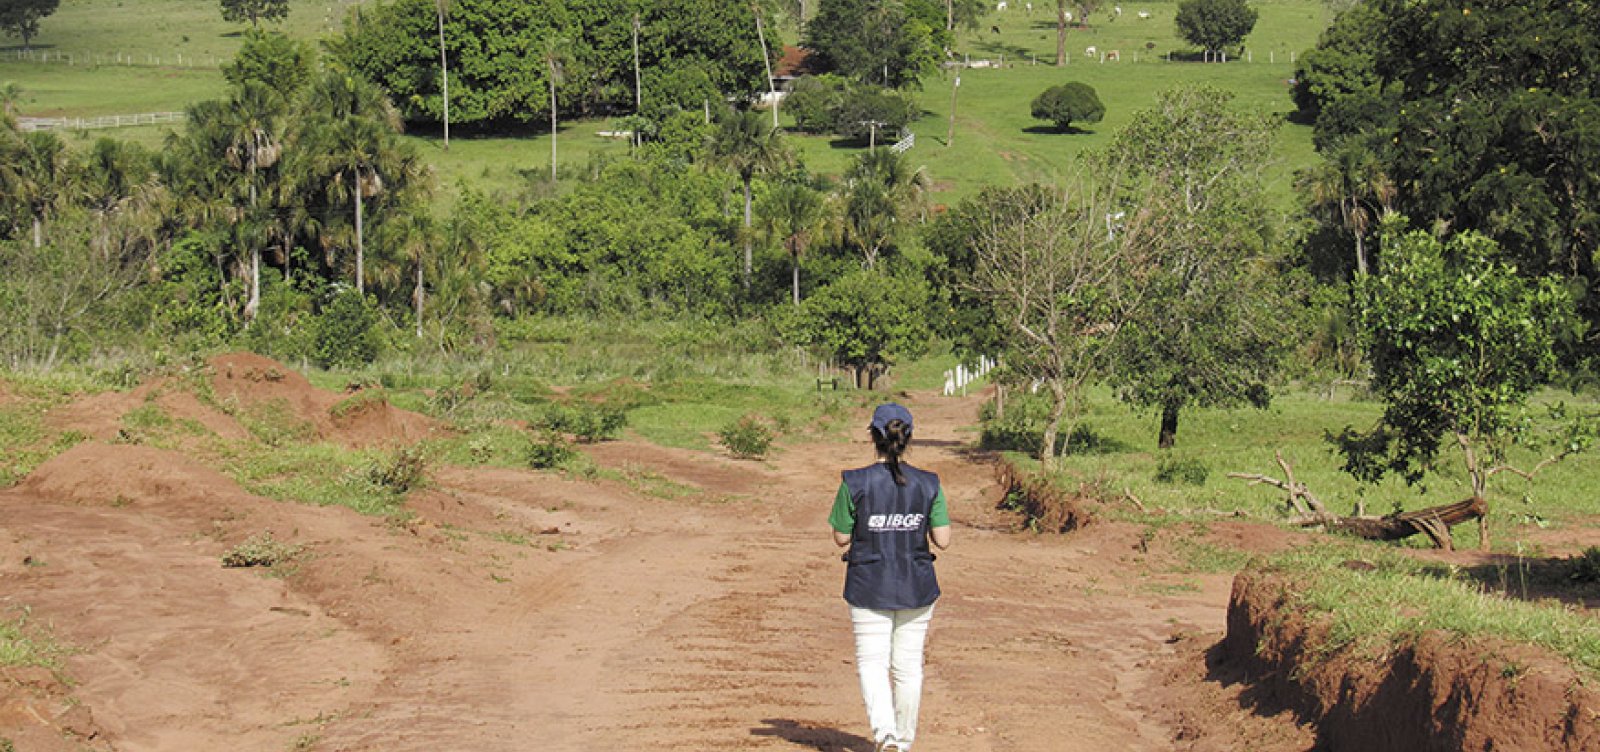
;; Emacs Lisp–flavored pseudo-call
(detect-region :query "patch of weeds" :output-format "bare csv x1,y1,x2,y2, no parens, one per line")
232,397,317,448
528,428,577,469
221,533,304,570
1154,456,1210,486
719,414,776,459
612,463,698,500
329,390,388,421
1565,546,1600,584
0,607,68,670
1173,537,1253,573
489,530,532,547
533,402,627,443
365,446,428,494
227,443,411,518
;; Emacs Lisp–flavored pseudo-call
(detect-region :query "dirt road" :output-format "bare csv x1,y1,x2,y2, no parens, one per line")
1,386,1314,751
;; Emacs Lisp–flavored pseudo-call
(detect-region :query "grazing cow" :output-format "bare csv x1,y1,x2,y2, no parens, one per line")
1114,5,1122,16
1105,50,1120,61
1137,10,1150,19
991,25,1002,34
996,1,1007,10
1085,46,1097,57
1025,2,1033,12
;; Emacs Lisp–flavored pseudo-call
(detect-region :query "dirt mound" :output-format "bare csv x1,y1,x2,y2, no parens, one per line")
1223,571,1600,751
208,352,437,447
0,665,109,752
12,442,251,508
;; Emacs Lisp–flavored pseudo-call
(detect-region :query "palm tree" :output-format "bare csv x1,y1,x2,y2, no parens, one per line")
218,83,288,321
1299,138,1394,277
10,130,71,249
707,108,791,290
757,180,832,306
542,37,570,184
306,71,407,294
842,149,928,267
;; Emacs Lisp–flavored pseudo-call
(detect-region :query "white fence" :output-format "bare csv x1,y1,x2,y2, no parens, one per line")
889,132,915,154
0,48,222,68
18,112,186,132
943,355,996,396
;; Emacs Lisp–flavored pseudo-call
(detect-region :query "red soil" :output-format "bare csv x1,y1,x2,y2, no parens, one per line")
1225,571,1600,752
0,358,1587,751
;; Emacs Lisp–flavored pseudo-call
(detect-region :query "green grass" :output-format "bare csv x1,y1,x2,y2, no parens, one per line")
1259,541,1600,678
222,442,414,518
1021,384,1600,544
1,0,1332,206
0,608,67,670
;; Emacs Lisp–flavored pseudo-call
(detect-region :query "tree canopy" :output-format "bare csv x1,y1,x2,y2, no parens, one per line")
1030,82,1105,132
1174,0,1258,56
0,0,59,49
804,0,944,88
220,0,289,27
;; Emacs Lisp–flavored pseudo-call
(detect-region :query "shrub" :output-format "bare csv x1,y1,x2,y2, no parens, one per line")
719,414,776,459
1154,456,1210,485
221,532,303,569
528,429,577,469
1030,82,1105,132
979,395,1121,457
312,287,381,369
535,403,627,443
366,446,428,494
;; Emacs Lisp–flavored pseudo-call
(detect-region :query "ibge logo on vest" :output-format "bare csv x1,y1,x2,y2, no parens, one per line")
866,513,926,533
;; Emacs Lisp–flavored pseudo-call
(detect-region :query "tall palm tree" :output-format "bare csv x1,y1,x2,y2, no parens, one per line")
757,180,832,306
708,108,791,290
306,71,407,295
215,82,287,321
542,37,570,184
842,149,928,267
11,130,71,249
1299,138,1394,277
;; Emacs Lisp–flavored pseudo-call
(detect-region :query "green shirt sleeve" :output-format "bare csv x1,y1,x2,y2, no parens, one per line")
829,481,950,532
930,486,950,527
829,481,855,534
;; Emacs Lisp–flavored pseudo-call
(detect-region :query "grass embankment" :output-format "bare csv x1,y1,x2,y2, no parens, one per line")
1,0,1331,205
1255,541,1600,679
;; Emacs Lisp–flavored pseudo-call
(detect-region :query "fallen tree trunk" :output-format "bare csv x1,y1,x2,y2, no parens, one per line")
1294,496,1488,551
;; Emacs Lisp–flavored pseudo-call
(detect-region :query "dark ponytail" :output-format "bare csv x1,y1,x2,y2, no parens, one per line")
871,419,912,486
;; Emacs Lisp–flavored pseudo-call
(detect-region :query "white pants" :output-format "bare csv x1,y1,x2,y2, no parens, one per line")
850,604,935,749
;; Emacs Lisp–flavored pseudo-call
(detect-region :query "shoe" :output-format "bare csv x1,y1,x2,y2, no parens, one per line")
875,739,902,752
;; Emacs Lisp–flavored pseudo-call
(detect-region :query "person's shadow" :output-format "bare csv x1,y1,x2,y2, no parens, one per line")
751,718,876,751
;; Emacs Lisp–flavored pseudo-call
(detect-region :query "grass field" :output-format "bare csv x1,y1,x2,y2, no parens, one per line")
1,0,1331,204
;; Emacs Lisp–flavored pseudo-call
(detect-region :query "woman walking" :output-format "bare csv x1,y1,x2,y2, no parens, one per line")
829,403,951,752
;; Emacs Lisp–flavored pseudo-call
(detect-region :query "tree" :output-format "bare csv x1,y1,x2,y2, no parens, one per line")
1296,137,1393,278
222,30,313,93
791,267,932,389
757,179,833,306
707,108,790,291
213,83,288,322
220,0,289,27
1055,0,1069,67
1174,0,1257,58
305,71,415,295
1330,221,1580,549
1030,82,1104,132
842,149,927,268
6,129,69,249
1101,87,1296,449
963,183,1162,463
805,0,941,88
0,0,58,49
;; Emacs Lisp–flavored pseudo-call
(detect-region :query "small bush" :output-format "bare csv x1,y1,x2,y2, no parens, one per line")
535,403,627,443
312,288,381,369
528,429,577,469
221,532,303,569
1154,456,1210,486
1567,547,1600,584
719,414,776,459
366,446,428,494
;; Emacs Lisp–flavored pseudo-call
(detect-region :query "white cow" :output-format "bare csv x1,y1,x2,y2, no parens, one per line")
1137,10,1151,19
996,1,1007,10
1025,1,1033,12
1114,5,1122,16
1085,45,1097,57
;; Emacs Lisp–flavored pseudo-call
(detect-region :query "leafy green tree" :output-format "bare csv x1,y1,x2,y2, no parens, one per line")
1101,87,1295,449
312,287,381,368
1295,136,1393,279
757,179,834,306
805,0,941,88
0,0,58,49
220,0,289,27
707,108,790,291
1330,221,1580,548
1174,0,1258,57
842,149,926,268
1295,0,1600,345
212,82,288,322
1030,82,1104,132
5,129,71,249
790,267,932,389
222,30,313,93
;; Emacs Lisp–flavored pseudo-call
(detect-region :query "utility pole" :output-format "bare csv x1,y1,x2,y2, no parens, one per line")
753,4,779,129
436,0,449,150
633,13,643,149
947,72,959,147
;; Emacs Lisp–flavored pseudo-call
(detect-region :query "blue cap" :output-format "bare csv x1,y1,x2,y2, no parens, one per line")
870,403,913,436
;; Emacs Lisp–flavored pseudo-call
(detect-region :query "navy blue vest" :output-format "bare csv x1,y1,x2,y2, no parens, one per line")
840,462,941,610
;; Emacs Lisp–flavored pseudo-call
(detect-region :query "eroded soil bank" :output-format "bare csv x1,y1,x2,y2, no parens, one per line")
1224,571,1600,752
